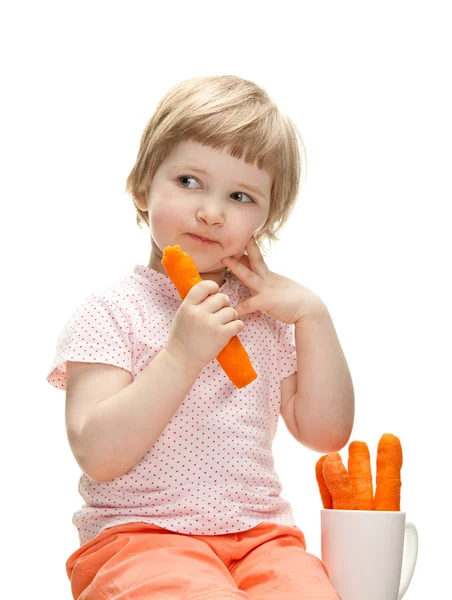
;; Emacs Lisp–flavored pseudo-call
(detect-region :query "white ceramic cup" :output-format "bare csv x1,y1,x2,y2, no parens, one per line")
321,509,418,600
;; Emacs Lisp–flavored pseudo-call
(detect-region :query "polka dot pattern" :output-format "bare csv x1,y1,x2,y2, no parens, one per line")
47,265,298,546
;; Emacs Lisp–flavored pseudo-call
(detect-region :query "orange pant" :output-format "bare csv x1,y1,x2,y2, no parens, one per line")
67,521,339,599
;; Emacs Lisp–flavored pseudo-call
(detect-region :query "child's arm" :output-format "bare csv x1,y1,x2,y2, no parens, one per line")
292,305,355,452
67,349,203,482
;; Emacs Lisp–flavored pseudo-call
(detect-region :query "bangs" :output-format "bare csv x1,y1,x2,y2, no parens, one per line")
159,101,287,177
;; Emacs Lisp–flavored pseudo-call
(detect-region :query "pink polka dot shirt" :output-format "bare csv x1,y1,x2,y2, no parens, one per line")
47,264,298,546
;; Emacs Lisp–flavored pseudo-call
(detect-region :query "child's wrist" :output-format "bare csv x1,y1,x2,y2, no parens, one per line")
164,343,205,375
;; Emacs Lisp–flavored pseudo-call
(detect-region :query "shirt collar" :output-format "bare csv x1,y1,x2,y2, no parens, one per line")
133,264,239,304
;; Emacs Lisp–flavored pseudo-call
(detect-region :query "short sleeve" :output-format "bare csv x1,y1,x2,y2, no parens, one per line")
46,294,133,391
262,314,298,381
278,321,298,380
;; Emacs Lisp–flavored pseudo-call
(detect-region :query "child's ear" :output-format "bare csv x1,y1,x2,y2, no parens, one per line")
134,192,148,212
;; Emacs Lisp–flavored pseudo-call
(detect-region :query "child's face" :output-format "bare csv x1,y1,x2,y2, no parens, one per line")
141,140,272,286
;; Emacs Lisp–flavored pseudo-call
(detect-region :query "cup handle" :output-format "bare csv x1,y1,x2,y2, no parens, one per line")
398,522,418,599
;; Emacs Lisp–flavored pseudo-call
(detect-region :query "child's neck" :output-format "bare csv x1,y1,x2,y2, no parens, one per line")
146,259,231,287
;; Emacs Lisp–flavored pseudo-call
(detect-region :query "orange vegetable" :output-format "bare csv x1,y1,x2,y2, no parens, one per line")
374,433,402,511
348,441,374,510
161,245,257,388
322,452,357,510
315,455,333,509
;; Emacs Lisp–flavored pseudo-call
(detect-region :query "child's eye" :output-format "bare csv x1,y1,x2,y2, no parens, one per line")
230,192,256,204
177,176,256,204
178,175,200,189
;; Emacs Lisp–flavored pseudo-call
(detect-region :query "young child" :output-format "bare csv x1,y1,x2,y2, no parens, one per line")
47,74,354,600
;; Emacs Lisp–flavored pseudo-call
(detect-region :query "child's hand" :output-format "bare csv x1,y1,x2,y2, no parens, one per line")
166,279,244,369
222,236,324,324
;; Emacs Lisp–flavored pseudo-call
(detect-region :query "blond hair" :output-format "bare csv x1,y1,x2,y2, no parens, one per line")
125,74,307,254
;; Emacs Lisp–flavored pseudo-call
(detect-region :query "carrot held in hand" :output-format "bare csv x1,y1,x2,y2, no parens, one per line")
323,452,357,510
316,455,333,509
348,441,374,510
161,245,257,388
374,433,402,511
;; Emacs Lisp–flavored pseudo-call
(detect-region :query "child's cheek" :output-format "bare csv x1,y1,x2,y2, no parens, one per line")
150,203,186,241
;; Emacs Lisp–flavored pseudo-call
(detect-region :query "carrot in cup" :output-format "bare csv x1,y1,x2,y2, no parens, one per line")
322,452,357,510
161,245,257,388
348,441,374,510
374,433,403,511
315,455,333,509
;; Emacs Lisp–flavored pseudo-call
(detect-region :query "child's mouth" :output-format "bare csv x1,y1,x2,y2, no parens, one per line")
189,234,217,245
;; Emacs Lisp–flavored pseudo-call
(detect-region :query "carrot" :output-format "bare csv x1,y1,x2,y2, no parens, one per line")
315,455,333,509
348,441,374,510
374,433,402,511
322,452,357,510
161,245,257,388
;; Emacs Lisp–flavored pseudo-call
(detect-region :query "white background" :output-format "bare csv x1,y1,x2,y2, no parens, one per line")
2,1,450,598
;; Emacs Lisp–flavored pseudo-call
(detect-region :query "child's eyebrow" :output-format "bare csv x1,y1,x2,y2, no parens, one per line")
171,165,267,200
